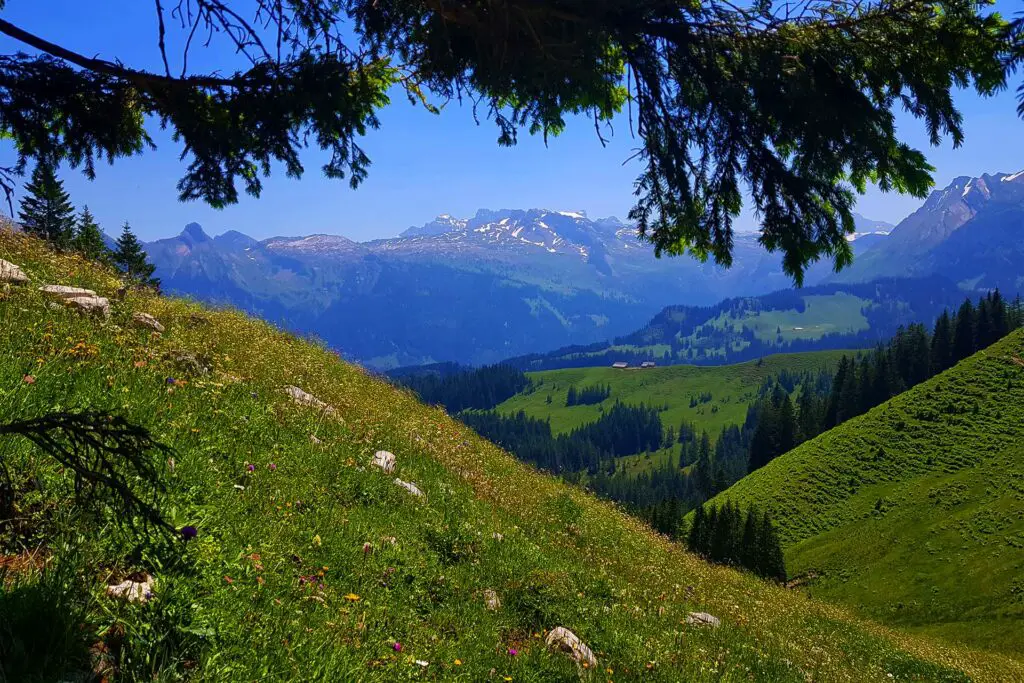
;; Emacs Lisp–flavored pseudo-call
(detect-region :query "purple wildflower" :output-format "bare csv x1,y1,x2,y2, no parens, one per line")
166,377,176,384
393,642,402,652
246,463,256,472
268,463,277,471
508,648,518,656
180,525,198,541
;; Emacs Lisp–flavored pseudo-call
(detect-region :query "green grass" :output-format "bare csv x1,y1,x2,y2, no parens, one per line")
706,330,1024,659
2,232,1022,682
710,293,871,343
498,350,851,439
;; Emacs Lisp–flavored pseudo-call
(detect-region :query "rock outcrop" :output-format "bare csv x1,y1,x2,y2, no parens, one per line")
394,478,425,498
545,627,597,669
685,612,721,628
0,258,28,284
371,450,396,473
284,385,335,414
132,312,165,333
39,285,111,318
106,574,155,603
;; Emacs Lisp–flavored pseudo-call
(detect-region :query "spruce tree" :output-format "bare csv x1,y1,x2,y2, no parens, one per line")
18,163,75,249
73,206,109,262
740,507,760,572
930,311,954,375
990,290,1009,342
952,299,977,363
112,222,159,288
688,504,707,556
757,512,788,582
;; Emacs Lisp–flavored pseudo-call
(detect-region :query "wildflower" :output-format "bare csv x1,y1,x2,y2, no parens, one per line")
180,525,198,541
508,648,518,656
312,534,322,547
393,642,402,652
251,391,258,399
454,659,462,666
343,593,360,602
22,375,35,384
268,463,277,471
362,542,372,555
247,463,256,473
415,660,428,667
166,377,176,384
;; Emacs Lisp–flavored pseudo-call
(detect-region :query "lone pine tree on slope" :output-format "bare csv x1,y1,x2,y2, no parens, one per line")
0,2,1021,281
73,205,109,263
112,222,158,289
18,163,75,249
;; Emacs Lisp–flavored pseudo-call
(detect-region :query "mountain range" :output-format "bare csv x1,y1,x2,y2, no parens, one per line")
141,209,892,368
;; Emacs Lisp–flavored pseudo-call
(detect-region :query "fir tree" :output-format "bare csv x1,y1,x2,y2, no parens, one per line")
930,311,954,375
757,512,787,582
18,162,75,249
73,206,109,262
113,222,159,288
952,299,977,363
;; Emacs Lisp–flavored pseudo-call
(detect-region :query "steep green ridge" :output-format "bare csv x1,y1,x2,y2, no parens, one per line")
706,330,1024,657
498,350,849,437
2,233,1021,682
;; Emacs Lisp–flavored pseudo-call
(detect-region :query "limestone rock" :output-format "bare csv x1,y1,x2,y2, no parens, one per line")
0,258,28,284
545,627,597,669
132,312,165,333
40,284,96,298
284,385,335,414
371,450,396,473
394,478,425,498
39,284,111,318
685,612,721,628
483,589,501,611
106,574,154,603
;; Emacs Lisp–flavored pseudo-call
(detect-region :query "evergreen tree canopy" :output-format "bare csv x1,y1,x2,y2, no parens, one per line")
73,205,109,262
0,1,1021,281
17,162,75,248
112,222,159,288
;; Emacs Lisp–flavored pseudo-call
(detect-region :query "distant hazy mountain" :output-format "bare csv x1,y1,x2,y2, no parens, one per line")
834,171,1024,292
145,209,846,368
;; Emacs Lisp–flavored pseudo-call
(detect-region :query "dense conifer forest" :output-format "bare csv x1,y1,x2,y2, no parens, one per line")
397,291,1023,542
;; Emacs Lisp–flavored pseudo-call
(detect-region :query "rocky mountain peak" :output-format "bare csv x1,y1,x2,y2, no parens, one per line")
180,222,211,246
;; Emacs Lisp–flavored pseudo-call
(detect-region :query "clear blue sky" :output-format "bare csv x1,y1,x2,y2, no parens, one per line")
1,0,1022,241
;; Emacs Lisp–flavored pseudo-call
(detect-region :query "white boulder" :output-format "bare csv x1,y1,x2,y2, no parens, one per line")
545,627,597,669
132,312,165,333
371,450,396,473
394,478,425,498
106,574,155,603
0,259,28,284
686,612,721,628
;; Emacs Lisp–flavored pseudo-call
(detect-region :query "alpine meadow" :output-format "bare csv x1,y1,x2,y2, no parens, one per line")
2,1,1024,682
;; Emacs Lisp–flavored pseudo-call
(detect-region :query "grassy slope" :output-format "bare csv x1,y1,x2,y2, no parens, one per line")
707,330,1024,658
553,292,871,362
498,350,850,437
2,232,1021,682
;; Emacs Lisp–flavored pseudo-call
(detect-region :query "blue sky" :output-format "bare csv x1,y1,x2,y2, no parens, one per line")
1,0,1022,242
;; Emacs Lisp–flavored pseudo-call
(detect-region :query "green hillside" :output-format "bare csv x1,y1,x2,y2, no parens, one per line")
4,234,1023,681
498,350,850,438
706,330,1024,657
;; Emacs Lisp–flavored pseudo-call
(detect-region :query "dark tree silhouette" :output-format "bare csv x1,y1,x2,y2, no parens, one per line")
0,2,1019,277
0,412,174,535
